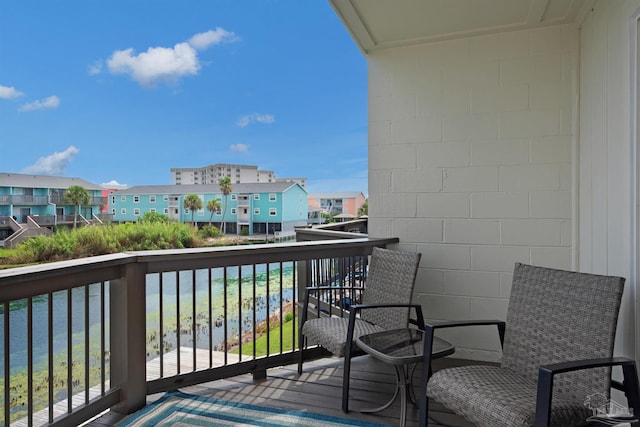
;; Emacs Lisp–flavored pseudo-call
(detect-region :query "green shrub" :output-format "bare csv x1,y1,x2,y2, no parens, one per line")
199,225,221,238
284,312,294,322
3,222,205,264
137,212,172,224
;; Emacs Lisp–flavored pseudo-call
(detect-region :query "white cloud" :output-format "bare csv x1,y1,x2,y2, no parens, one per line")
105,28,237,88
0,85,24,99
107,43,199,87
188,28,238,50
101,180,128,189
88,60,103,75
236,113,275,128
230,144,249,152
18,95,60,112
22,146,79,175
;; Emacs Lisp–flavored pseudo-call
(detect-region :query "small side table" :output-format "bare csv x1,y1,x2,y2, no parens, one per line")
356,328,454,427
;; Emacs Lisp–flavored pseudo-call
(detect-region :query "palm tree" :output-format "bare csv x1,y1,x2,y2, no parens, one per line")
64,185,91,228
357,200,368,217
206,198,221,225
183,194,202,226
218,177,233,234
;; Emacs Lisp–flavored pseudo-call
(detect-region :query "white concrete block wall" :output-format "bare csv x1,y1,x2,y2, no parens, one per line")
368,24,576,361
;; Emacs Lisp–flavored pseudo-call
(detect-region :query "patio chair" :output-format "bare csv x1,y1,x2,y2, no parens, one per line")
419,262,640,427
298,246,422,413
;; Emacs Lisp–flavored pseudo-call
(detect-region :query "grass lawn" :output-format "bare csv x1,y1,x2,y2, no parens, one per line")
234,318,298,357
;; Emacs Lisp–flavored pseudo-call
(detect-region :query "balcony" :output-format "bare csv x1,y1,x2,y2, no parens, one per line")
0,195,50,206
3,231,455,426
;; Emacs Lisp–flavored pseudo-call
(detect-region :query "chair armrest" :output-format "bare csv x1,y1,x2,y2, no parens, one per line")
535,357,640,427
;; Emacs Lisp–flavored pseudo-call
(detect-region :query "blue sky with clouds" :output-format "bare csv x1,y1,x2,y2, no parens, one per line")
0,1,368,193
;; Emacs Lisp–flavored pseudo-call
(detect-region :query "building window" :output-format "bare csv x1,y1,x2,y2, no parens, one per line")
111,208,115,215
231,194,237,201
269,208,276,216
134,208,140,216
111,196,116,204
149,195,156,203
150,208,156,213
254,194,260,200
121,208,126,215
133,196,140,203
231,208,237,215
121,196,126,202
184,208,189,214
163,195,169,201
269,193,276,202
254,208,260,215
163,208,169,214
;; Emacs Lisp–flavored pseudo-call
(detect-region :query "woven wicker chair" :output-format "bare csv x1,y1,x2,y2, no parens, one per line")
419,262,640,427
298,246,422,413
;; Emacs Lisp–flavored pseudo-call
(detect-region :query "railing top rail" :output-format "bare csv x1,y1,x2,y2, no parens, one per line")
0,253,134,302
131,237,398,273
0,237,398,302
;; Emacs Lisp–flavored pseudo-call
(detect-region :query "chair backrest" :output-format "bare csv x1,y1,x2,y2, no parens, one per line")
501,263,625,401
360,247,421,331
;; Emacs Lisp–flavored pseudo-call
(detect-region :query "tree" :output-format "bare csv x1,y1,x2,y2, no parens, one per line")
357,200,368,217
206,198,221,225
64,185,91,228
183,194,202,226
218,177,233,233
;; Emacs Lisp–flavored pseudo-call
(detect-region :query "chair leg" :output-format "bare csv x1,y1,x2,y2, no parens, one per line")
622,361,640,417
342,353,352,413
298,334,304,375
419,364,430,426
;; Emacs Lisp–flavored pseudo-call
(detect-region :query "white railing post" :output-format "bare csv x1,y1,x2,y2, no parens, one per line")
110,262,147,414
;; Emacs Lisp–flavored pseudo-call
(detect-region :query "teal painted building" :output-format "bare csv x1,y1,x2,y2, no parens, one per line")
0,173,106,225
111,183,308,235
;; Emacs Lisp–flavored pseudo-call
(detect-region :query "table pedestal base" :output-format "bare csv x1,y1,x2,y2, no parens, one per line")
360,364,417,427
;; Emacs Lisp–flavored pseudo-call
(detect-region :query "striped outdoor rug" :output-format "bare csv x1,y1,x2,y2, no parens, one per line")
117,390,392,426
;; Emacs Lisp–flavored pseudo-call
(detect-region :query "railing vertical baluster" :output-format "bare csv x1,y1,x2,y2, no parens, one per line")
279,262,283,354
252,264,257,360
100,282,105,396
27,296,33,426
48,292,54,423
238,267,242,361
266,265,270,357
159,273,164,377
85,285,90,403
223,267,228,365
192,270,196,370
292,261,297,350
176,271,181,375
4,302,9,427
208,268,213,368
67,289,72,414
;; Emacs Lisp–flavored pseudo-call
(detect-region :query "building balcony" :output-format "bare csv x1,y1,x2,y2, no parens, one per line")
1,230,423,427
0,195,50,205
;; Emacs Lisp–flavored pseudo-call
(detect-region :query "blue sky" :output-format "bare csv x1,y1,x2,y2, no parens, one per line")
0,1,368,194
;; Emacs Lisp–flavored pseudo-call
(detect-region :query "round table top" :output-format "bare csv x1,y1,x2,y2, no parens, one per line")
355,328,454,365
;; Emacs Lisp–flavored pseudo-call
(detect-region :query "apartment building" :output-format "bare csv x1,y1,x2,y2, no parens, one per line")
170,164,275,185
111,182,308,236
307,191,366,216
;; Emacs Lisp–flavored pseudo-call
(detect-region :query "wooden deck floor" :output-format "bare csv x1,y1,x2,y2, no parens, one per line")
87,354,475,427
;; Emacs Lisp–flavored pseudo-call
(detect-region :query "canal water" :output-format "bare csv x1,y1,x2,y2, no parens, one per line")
0,263,296,375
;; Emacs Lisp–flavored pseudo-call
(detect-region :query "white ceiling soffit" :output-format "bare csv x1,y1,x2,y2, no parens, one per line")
329,0,592,54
